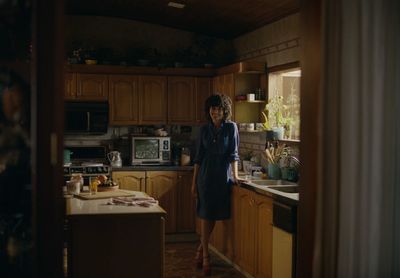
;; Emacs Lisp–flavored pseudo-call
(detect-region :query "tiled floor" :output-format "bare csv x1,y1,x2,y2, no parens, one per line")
64,241,245,278
165,242,245,278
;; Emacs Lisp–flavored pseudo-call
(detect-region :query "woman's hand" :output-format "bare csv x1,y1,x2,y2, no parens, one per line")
233,176,247,185
191,183,197,198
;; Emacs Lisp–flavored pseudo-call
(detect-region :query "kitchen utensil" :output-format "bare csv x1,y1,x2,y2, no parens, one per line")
107,151,122,168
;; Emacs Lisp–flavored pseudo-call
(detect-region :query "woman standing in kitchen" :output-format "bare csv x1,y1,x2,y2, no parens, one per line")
191,94,244,276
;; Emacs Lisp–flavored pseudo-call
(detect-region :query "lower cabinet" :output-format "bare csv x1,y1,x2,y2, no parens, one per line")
112,170,195,234
209,186,273,278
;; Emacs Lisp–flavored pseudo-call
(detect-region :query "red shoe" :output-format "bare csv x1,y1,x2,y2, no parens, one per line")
203,256,211,276
194,246,203,269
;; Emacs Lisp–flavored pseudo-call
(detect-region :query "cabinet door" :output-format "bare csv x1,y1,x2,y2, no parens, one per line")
64,73,77,100
236,186,256,275
76,73,108,100
212,74,235,120
195,77,212,124
139,76,167,124
145,171,177,233
272,227,293,278
255,194,273,278
112,171,145,191
176,171,195,232
109,75,139,125
168,77,195,124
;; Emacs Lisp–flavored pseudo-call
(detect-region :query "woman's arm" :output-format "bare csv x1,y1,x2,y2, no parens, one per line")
231,160,246,184
191,164,199,197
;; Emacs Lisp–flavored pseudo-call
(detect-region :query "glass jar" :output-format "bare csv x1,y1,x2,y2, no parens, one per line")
180,147,191,166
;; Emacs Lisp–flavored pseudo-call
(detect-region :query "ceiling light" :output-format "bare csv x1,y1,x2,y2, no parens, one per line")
168,2,185,9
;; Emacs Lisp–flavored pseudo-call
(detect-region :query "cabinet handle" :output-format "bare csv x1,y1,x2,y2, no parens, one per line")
178,175,182,179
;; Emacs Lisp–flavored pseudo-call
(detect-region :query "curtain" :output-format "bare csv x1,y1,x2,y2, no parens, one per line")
316,0,400,277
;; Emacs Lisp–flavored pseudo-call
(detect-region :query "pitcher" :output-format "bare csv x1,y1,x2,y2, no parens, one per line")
107,151,122,168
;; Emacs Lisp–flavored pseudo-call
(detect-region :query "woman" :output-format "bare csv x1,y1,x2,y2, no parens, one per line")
191,94,244,276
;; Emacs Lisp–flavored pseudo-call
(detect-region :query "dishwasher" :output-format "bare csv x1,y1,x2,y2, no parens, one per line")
272,200,297,278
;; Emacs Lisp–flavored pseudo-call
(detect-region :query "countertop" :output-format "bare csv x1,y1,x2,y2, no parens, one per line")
238,172,299,205
66,190,166,216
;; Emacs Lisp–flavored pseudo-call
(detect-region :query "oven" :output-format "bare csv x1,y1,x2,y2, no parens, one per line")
63,145,110,191
63,164,111,190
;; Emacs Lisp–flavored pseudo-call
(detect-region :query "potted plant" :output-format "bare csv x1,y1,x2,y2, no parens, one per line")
261,95,292,140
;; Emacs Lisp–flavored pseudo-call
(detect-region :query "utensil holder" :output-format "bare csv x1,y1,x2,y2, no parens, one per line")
267,163,281,179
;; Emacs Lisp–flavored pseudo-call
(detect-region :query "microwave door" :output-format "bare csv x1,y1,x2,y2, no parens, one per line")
89,111,108,133
65,111,89,132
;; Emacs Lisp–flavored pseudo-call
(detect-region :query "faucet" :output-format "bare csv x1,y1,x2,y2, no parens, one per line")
289,156,300,169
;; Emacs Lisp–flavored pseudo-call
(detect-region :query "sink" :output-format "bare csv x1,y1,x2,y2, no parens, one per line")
250,179,296,186
267,186,299,193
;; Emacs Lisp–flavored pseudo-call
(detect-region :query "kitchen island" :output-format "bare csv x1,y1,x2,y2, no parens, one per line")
66,190,166,278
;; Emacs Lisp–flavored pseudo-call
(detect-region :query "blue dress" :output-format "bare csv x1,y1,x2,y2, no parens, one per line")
194,121,240,220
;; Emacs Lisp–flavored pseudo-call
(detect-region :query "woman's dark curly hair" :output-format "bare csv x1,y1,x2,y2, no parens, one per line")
204,94,232,122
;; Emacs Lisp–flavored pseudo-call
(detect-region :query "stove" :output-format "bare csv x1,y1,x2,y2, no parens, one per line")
63,163,111,187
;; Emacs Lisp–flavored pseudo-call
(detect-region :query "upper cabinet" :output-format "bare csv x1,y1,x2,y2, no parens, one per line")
64,73,108,101
195,77,213,124
168,76,196,124
139,75,167,124
109,75,139,125
167,76,213,125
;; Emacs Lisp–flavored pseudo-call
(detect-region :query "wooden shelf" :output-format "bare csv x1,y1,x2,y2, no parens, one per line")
65,64,216,77
236,100,266,103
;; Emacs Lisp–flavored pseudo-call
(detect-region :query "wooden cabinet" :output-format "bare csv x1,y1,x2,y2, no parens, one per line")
146,171,177,233
76,73,108,100
195,77,213,124
255,193,273,278
213,73,235,120
112,170,196,234
64,72,76,100
167,76,212,125
272,227,293,278
139,75,167,124
109,75,139,125
236,186,257,275
209,186,273,277
176,171,196,232
64,73,108,100
112,171,145,191
168,76,195,124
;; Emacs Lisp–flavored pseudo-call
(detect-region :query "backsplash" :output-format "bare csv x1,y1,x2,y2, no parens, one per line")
238,131,300,169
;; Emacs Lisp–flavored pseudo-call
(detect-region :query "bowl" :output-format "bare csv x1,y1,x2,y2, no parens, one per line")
85,59,97,65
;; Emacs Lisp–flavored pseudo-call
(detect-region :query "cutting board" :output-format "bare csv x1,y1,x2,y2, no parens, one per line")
75,190,136,200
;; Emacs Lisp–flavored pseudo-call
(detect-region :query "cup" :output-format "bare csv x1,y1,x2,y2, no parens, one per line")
246,123,255,131
66,181,80,195
247,93,255,101
90,178,100,195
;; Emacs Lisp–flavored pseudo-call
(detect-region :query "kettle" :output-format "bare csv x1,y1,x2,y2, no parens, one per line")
107,151,122,168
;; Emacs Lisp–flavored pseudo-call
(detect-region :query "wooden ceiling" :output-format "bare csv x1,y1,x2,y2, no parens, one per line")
66,0,299,39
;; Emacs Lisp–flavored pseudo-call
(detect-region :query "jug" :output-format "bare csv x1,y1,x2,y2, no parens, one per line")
107,151,122,168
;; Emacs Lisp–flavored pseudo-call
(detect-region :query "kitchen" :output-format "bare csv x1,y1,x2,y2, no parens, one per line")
0,0,399,277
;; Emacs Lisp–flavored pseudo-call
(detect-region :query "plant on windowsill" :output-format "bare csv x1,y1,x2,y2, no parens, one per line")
261,95,292,140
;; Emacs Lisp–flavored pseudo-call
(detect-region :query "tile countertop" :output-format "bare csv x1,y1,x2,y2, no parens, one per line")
111,165,194,171
66,190,166,216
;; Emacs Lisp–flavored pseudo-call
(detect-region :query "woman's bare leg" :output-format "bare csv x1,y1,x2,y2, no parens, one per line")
201,219,216,258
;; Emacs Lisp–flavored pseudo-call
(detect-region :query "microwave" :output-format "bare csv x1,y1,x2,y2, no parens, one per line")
131,136,171,165
64,102,108,134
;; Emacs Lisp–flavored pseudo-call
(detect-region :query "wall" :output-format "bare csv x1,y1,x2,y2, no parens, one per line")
233,13,300,67
65,15,234,65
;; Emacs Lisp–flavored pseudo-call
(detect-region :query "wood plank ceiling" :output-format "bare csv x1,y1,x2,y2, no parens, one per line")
66,0,299,39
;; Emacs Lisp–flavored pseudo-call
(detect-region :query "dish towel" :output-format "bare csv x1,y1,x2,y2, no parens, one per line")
107,196,158,207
